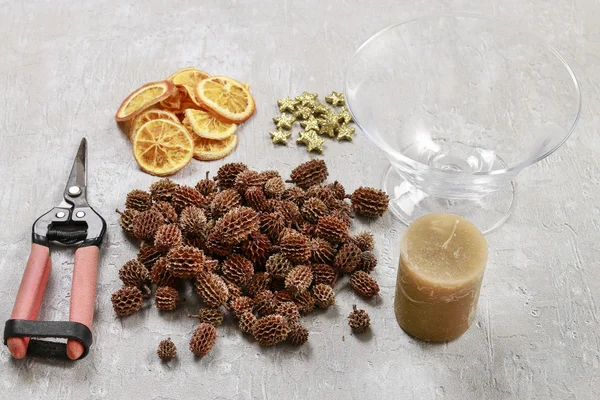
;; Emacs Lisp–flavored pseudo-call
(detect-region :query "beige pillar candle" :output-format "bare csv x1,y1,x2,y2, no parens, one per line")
394,213,488,342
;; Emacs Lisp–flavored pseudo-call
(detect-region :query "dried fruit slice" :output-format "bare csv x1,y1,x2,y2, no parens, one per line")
192,135,238,161
159,86,188,112
169,68,211,106
116,81,174,122
183,109,237,140
129,108,180,140
132,119,194,176
196,76,256,123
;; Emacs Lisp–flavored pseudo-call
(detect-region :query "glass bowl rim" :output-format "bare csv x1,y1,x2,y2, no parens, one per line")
344,12,582,177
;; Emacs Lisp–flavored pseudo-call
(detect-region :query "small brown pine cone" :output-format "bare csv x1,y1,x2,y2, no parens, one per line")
189,308,224,327
357,251,377,273
111,286,143,317
195,271,229,307
275,302,300,325
215,162,248,189
266,198,281,213
264,177,286,199
154,224,183,250
282,187,306,207
312,284,335,308
214,207,260,245
329,198,352,215
157,338,177,360
119,260,150,288
327,181,346,200
260,170,281,181
152,201,178,224
151,257,176,287
172,185,207,213
133,209,165,241
205,231,233,257
235,170,265,194
252,314,290,346
329,209,352,227
203,256,220,273
137,244,166,271
244,186,270,212
180,206,207,238
354,231,375,252
274,290,294,302
238,311,257,334
253,290,278,316
221,254,254,286
223,278,242,300
189,323,217,357
350,187,389,217
230,296,254,317
125,189,152,211
118,209,139,235
279,231,311,264
287,324,309,345
259,212,286,241
246,272,271,297
277,200,301,226
334,242,362,274
310,238,336,265
155,286,179,311
294,291,316,315
301,197,329,224
195,173,218,196
167,245,205,279
348,305,371,333
289,159,329,189
350,271,380,297
241,232,272,266
210,189,242,218
298,222,317,238
149,178,178,202
305,185,336,206
285,265,313,295
184,236,205,249
311,263,338,287
265,253,293,280
316,215,348,244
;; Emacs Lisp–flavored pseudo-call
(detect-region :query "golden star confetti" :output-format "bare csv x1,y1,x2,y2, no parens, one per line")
300,115,320,132
296,129,311,146
273,113,296,130
300,130,325,153
337,107,353,124
325,91,345,106
296,91,318,105
293,105,313,120
337,124,355,141
318,112,340,138
277,97,298,113
311,102,330,116
270,129,292,145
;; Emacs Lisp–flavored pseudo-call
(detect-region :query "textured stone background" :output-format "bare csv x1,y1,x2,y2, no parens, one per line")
0,1,599,399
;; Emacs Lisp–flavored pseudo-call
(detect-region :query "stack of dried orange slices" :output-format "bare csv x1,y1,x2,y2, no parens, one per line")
115,67,256,176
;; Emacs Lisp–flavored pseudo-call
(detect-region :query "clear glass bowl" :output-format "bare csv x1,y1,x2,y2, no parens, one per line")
345,13,581,233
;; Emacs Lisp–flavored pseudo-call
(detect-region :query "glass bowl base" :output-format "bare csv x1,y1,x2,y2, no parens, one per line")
382,166,516,234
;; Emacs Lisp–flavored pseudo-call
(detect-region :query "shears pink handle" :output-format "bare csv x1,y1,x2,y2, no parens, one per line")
7,244,99,360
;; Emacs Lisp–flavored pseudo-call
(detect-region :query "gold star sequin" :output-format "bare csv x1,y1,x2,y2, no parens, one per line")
270,129,292,145
293,105,313,120
273,113,296,130
325,91,345,106
337,124,355,141
300,115,320,132
311,102,330,116
300,130,325,153
318,112,340,138
337,107,353,124
296,91,318,105
277,97,298,113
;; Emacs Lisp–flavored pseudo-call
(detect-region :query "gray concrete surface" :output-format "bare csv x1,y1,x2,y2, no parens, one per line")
0,1,599,399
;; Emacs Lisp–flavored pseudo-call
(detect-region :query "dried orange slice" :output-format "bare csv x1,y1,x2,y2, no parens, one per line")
183,109,237,140
159,86,188,111
192,135,238,161
129,108,180,140
132,119,194,176
169,68,210,106
116,81,173,122
196,76,256,124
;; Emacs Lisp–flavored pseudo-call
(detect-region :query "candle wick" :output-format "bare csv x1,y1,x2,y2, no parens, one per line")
441,219,459,250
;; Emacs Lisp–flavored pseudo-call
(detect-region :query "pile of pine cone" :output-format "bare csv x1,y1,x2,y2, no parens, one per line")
113,159,389,356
